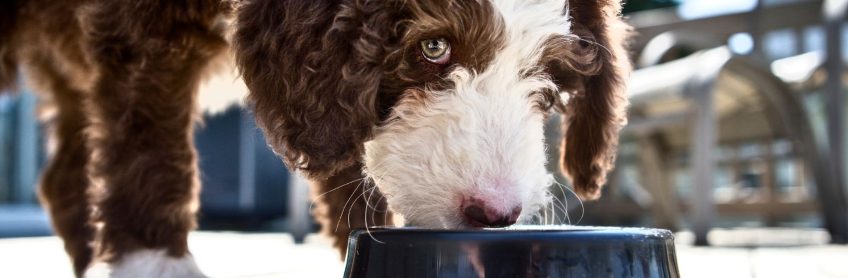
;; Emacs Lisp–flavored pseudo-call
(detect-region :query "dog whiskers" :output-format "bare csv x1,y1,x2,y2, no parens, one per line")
548,185,568,225
553,181,572,225
363,186,385,244
310,176,366,212
381,195,389,227
332,161,393,232
361,178,385,213
336,181,364,233
550,200,560,224
552,180,585,225
346,180,376,228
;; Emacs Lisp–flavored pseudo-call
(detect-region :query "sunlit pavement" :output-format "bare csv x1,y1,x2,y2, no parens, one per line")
1,231,847,277
0,233,345,277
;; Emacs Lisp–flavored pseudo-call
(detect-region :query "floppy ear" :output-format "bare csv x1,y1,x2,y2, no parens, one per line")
234,1,394,178
560,0,631,200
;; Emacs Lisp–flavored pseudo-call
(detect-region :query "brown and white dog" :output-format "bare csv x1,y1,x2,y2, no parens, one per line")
0,0,629,276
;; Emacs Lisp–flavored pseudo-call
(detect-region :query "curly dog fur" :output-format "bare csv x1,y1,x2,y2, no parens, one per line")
1,0,629,276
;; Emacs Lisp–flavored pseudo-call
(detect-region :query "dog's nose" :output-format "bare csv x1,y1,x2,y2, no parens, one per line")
462,200,521,228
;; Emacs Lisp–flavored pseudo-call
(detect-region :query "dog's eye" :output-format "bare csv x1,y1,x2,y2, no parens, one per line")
420,38,451,64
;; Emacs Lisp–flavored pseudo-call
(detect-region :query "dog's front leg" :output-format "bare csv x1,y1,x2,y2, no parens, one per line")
80,1,230,277
31,57,96,277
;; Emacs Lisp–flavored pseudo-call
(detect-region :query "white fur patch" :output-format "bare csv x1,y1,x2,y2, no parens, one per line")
364,0,570,228
85,249,206,278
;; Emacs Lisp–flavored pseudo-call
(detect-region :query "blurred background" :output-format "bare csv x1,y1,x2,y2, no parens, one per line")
574,0,848,246
1,0,848,277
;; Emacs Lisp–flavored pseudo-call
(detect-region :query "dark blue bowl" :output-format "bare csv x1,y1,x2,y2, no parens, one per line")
343,226,679,278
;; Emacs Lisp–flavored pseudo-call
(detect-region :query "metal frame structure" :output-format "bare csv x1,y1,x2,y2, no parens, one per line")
626,0,848,244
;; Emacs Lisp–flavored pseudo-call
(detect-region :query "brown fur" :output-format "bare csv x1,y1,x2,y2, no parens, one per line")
81,0,231,263
234,0,629,203
234,0,507,180
233,1,400,254
31,58,95,277
15,1,99,275
234,0,385,180
557,0,631,200
233,0,510,255
0,0,21,91
6,0,231,275
3,0,629,275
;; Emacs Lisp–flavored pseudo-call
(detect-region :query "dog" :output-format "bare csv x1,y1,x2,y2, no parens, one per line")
0,0,629,276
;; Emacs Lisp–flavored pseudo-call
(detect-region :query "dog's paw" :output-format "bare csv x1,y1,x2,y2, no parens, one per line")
84,249,206,278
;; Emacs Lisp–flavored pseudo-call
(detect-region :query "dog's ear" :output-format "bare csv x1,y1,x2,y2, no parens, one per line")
234,1,394,178
559,0,630,200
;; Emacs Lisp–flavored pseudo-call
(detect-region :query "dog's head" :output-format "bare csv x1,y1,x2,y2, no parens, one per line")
235,0,629,228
